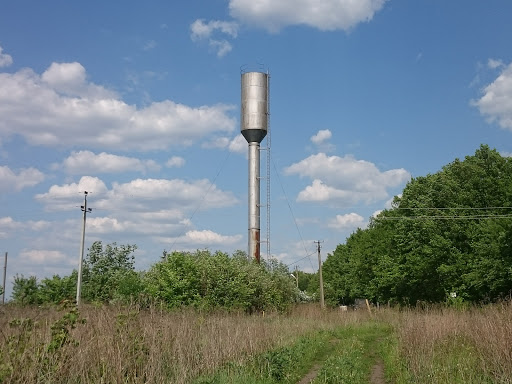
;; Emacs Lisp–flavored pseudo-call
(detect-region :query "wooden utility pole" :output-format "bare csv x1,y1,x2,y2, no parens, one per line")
76,191,92,306
2,252,7,304
315,241,325,309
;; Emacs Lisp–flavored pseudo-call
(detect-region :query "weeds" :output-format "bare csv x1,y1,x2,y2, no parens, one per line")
0,303,511,383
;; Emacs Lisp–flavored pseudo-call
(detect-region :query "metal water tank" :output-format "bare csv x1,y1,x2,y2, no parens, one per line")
241,71,268,144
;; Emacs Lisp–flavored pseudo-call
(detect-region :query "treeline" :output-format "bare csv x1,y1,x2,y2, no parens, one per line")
12,243,298,311
323,145,512,305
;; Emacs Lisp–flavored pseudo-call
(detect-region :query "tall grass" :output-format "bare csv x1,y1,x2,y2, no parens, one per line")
385,301,512,383
0,304,366,384
2,302,511,383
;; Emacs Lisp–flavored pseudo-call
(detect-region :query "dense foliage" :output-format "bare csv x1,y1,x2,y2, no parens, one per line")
323,145,512,305
144,250,296,311
11,243,297,311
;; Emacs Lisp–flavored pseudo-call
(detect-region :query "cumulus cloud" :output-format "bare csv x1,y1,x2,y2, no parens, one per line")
0,46,13,67
472,61,512,130
19,249,69,264
310,129,334,152
0,165,45,192
190,19,238,57
0,217,23,238
0,62,236,151
166,156,185,168
229,0,388,32
488,58,504,69
229,135,247,153
190,19,238,40
160,229,243,248
35,176,238,213
311,129,332,144
328,213,365,230
0,217,50,237
86,216,190,236
284,153,410,204
57,150,160,174
202,135,247,154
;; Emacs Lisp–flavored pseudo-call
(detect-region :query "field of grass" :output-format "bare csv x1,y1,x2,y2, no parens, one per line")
1,302,511,383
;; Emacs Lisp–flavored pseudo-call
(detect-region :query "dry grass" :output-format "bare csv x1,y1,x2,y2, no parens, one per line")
383,301,512,383
0,304,367,384
3,302,510,383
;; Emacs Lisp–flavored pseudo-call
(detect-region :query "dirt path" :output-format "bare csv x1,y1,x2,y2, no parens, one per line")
296,363,322,384
370,358,386,384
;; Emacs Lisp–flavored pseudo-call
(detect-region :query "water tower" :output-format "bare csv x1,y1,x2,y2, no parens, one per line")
241,71,269,262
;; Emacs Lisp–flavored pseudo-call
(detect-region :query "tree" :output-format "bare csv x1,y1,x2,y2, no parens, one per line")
81,241,139,303
38,272,77,304
143,249,296,311
323,145,512,305
11,275,39,305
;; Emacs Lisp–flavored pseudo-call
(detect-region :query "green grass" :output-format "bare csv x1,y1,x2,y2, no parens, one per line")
313,322,392,384
400,335,495,384
193,330,336,384
194,322,393,384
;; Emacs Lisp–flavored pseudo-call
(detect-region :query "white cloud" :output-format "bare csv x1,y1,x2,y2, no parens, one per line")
36,176,238,213
86,213,191,236
229,0,388,32
500,151,512,157
143,40,157,51
0,166,45,192
229,135,247,153
19,249,69,264
472,62,512,130
190,19,238,57
166,156,185,168
162,229,243,248
0,46,13,67
284,153,410,204
372,209,383,218
58,150,160,174
210,40,233,57
0,217,50,238
203,137,231,149
310,129,334,152
488,58,504,69
0,217,22,238
201,135,247,154
328,213,365,230
0,62,236,151
190,19,238,40
311,129,332,144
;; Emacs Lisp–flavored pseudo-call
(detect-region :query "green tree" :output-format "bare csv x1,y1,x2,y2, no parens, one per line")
144,249,296,311
11,275,39,305
323,145,512,305
81,241,140,303
38,272,77,304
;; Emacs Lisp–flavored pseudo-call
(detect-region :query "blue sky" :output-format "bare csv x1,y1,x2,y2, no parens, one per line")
1,0,512,297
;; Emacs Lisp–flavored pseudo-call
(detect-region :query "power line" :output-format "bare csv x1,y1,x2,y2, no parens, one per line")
396,206,512,211
286,251,317,268
378,214,512,221
271,157,315,270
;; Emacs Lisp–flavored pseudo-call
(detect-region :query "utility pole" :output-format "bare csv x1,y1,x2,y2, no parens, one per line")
76,191,92,306
315,240,325,309
2,252,7,304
